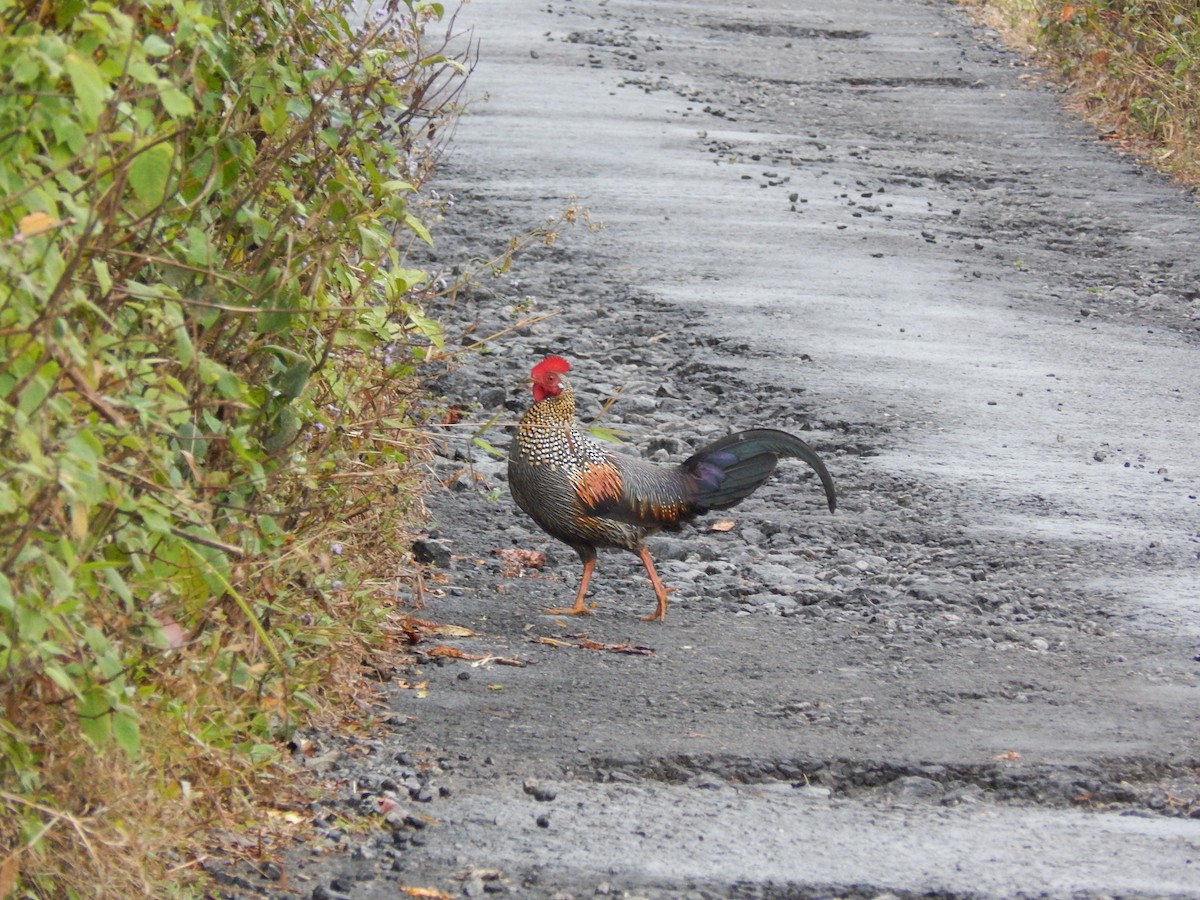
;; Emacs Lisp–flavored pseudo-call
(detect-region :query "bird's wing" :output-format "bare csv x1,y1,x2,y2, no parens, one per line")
576,454,696,527
567,458,626,511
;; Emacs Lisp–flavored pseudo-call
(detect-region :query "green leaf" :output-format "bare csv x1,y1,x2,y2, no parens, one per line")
471,436,506,459
10,53,42,85
390,267,428,294
276,359,312,401
262,407,300,454
142,34,172,57
140,508,171,534
405,305,443,349
92,258,113,294
128,59,159,84
43,663,81,699
112,711,141,758
160,87,195,118
78,688,112,746
128,142,174,205
0,573,13,614
587,424,626,444
64,51,107,128
101,566,135,608
404,212,433,246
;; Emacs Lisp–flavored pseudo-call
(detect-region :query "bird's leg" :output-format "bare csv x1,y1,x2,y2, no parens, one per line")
637,546,675,622
544,554,596,616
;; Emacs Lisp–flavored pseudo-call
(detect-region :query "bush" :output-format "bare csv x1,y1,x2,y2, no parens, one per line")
0,0,467,894
965,0,1200,183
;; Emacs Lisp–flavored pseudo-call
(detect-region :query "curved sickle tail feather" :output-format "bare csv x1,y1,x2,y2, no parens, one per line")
684,428,837,514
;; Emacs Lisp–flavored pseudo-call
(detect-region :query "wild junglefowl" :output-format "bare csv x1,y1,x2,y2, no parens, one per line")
507,355,837,621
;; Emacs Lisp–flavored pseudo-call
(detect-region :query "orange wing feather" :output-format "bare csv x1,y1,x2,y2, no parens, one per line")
570,460,625,510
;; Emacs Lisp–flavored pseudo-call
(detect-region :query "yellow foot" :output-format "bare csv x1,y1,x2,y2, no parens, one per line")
544,606,593,616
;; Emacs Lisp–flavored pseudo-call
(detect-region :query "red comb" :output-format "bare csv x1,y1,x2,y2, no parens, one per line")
531,355,570,378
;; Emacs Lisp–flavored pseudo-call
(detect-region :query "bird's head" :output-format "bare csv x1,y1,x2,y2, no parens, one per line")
530,355,570,403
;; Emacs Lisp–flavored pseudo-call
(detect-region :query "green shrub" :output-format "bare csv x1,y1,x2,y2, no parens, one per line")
0,0,465,893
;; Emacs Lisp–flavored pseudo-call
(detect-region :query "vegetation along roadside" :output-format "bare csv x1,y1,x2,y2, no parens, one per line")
961,0,1200,186
0,0,474,894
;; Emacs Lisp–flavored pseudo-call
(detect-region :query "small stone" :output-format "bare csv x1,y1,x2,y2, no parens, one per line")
413,539,453,568
536,814,551,828
523,780,557,802
478,386,507,408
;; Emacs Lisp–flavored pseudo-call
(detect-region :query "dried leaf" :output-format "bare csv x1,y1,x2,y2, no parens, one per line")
401,885,453,899
493,547,546,576
426,645,470,659
710,519,736,532
398,615,477,638
0,855,18,899
607,644,657,656
265,808,306,825
17,210,58,237
534,634,656,656
532,636,574,648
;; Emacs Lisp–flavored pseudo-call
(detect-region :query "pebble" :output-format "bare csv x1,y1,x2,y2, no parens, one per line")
412,538,453,568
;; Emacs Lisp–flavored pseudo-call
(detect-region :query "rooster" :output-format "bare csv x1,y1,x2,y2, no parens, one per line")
507,355,836,621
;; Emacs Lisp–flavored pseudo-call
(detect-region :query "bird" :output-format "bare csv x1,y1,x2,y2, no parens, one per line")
506,355,837,621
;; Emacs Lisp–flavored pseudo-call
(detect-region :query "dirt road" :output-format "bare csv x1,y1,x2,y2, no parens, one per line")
213,1,1200,897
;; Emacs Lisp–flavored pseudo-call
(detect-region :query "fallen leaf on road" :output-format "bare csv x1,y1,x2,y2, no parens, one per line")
531,634,656,655
469,655,527,668
532,636,575,648
402,885,453,899
492,547,546,576
398,615,478,641
424,645,526,667
710,519,736,532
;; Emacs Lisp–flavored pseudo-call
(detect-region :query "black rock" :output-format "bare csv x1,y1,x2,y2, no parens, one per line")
412,538,453,568
478,385,507,408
